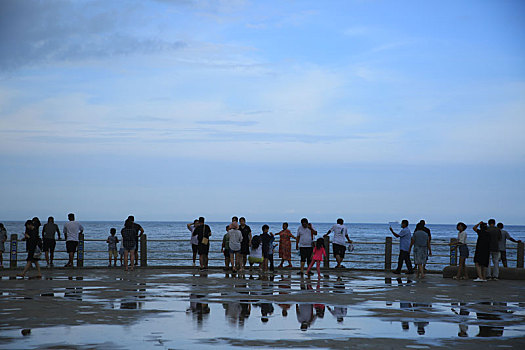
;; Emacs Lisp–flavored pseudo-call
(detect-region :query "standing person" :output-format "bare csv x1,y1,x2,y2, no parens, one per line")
106,228,119,267
42,216,61,267
296,218,317,275
30,217,41,254
17,220,42,278
409,223,431,278
187,219,200,266
389,220,414,274
239,217,252,269
305,238,327,279
472,221,490,282
0,223,7,268
324,218,352,269
486,219,502,280
450,222,469,280
127,216,144,266
260,225,273,273
63,213,84,268
228,222,243,272
121,219,136,271
221,226,231,271
276,222,295,268
497,223,521,268
193,217,212,271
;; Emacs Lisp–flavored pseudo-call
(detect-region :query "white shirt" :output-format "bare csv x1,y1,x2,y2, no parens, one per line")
457,230,467,244
189,225,198,245
227,229,243,251
297,225,315,248
63,221,84,242
328,224,348,245
250,245,262,259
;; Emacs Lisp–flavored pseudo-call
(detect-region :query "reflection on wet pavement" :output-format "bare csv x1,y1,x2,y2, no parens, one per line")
0,269,524,349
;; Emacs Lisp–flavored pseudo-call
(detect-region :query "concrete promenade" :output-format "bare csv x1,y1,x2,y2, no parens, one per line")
1,267,524,349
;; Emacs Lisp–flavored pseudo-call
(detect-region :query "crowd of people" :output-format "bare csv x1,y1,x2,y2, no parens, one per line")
0,215,521,281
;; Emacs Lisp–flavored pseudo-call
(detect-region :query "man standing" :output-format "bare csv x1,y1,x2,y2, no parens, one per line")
193,216,212,270
497,222,521,268
63,213,84,267
128,215,144,266
42,216,61,267
389,220,413,274
486,219,502,280
296,218,317,275
239,217,252,269
324,218,352,269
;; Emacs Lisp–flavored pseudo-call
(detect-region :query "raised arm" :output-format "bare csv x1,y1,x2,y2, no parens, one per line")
389,227,400,238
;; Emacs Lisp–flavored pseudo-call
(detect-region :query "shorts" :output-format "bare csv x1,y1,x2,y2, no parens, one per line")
333,243,346,258
299,247,313,262
192,244,198,254
108,250,118,258
459,245,469,258
198,243,209,255
223,249,230,258
66,241,79,253
500,250,507,264
249,256,263,264
240,242,250,255
263,251,273,259
229,249,240,254
43,238,56,252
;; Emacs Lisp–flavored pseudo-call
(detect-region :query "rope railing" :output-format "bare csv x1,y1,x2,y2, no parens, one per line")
3,234,523,270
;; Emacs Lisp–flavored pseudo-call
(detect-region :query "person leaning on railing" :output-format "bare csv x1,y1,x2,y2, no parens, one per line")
193,217,212,271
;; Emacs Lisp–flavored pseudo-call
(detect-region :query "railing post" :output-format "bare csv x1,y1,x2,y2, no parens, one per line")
140,234,147,267
517,241,524,268
10,234,18,268
77,233,84,267
323,235,330,269
449,238,457,266
385,237,392,271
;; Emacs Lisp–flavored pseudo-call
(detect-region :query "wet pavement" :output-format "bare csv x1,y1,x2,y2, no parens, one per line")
1,268,524,349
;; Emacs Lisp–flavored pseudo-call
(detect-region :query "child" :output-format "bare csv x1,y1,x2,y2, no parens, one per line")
450,222,469,280
106,228,119,267
248,235,263,270
227,222,243,272
306,238,326,279
0,223,7,268
221,225,231,271
261,225,274,273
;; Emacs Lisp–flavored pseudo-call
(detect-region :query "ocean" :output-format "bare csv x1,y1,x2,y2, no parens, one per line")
2,221,524,270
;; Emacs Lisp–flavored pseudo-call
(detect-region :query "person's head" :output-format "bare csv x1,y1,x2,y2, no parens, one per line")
401,220,409,228
419,219,426,226
479,222,488,231
488,219,496,226
231,216,238,223
497,222,504,229
32,217,40,226
415,222,424,231
456,222,467,232
300,321,309,330
282,309,288,317
199,217,205,224
68,213,75,221
25,220,34,229
0,223,4,230
337,317,344,323
282,222,288,229
239,217,246,225
47,216,54,224
127,215,135,222
110,228,116,235
193,219,199,225
262,224,269,233
316,237,324,249
301,218,308,228
337,218,344,225
124,219,133,229
251,235,261,249
230,222,239,230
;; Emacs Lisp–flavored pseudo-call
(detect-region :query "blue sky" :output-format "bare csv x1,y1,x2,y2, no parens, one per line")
0,0,524,224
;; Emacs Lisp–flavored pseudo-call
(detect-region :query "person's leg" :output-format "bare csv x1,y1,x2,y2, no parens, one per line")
199,254,204,269
492,252,500,279
402,251,413,273
316,261,321,278
269,254,274,271
50,245,55,265
114,251,118,266
394,252,403,273
18,261,32,276
305,259,315,274
130,250,135,270
45,251,50,266
192,245,197,265
475,262,482,279
124,250,129,270
287,258,292,268
68,252,74,266
35,261,41,277
108,251,112,266
500,250,507,268
238,253,243,271
420,264,425,278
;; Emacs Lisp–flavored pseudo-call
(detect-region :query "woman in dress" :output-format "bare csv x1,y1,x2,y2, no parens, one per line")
472,221,490,282
121,219,136,271
17,220,42,278
275,222,295,268
410,222,431,278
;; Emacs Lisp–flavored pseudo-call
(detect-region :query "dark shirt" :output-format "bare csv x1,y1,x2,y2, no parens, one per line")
261,232,272,255
486,226,502,252
132,223,143,237
193,224,211,244
240,225,251,244
42,223,60,240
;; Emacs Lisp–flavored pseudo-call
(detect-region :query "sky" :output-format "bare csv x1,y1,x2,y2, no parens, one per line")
0,0,524,224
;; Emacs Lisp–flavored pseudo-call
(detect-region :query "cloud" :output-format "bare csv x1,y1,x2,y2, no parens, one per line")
196,120,258,126
0,0,186,71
